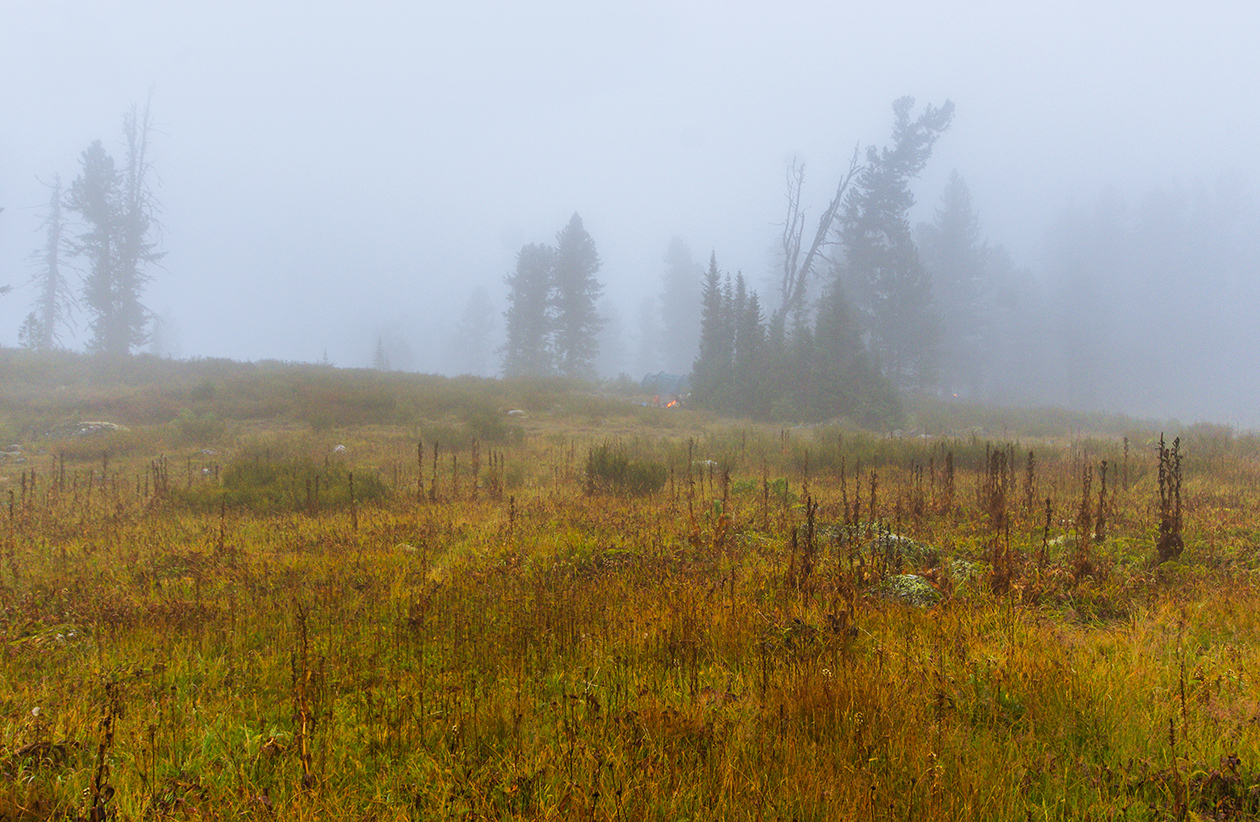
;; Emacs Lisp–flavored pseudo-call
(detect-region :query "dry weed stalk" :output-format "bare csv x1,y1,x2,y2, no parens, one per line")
1156,434,1184,563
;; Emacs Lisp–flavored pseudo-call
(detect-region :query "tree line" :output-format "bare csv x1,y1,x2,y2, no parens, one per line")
690,96,954,426
499,97,959,427
15,93,1256,428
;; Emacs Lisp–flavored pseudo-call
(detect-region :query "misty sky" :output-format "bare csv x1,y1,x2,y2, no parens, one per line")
3,2,1260,421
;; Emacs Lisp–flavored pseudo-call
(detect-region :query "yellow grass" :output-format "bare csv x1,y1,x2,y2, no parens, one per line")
2,354,1260,820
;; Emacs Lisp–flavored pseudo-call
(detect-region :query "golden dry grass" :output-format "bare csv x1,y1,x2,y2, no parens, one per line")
2,355,1260,820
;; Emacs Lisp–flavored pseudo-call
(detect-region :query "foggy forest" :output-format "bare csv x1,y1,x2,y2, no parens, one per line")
4,3,1260,429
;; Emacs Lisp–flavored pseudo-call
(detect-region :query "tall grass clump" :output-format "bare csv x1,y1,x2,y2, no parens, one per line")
584,442,666,496
174,453,389,512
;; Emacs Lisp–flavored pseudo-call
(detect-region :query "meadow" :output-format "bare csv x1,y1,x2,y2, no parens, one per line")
2,350,1260,820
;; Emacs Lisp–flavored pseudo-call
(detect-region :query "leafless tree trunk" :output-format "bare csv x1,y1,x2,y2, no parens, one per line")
778,146,861,322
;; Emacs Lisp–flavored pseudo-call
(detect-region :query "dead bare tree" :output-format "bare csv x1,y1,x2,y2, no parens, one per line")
778,147,862,323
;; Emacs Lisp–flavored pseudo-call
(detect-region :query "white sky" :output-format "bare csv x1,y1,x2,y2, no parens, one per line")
2,1,1258,380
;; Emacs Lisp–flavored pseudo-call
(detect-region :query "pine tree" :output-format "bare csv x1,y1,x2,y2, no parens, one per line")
21,175,75,350
594,299,628,379
502,243,555,377
693,262,773,415
658,237,702,373
453,286,496,376
732,281,766,415
808,279,899,424
68,140,121,353
691,252,728,402
918,170,990,397
372,336,392,370
687,249,900,425
551,213,603,379
839,96,953,389
67,102,164,356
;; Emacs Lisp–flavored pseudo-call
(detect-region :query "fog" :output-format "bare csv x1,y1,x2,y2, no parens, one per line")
3,2,1260,426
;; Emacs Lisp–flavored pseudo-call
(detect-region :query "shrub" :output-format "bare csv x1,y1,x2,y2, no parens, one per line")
584,443,666,496
464,406,523,444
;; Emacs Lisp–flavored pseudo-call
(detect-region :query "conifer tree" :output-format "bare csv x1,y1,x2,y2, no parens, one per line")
918,170,990,397
68,140,121,353
692,253,729,402
839,96,953,389
67,102,164,356
658,237,702,373
551,213,603,379
502,243,555,378
453,287,496,376
19,175,75,350
633,296,661,377
372,336,391,371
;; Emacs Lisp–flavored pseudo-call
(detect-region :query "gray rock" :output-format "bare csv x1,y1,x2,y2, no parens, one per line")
878,574,942,608
864,532,939,570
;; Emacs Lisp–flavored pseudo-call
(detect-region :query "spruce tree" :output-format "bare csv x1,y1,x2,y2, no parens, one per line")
502,243,555,377
372,336,391,370
67,102,164,356
658,237,702,373
453,287,496,376
730,275,765,415
918,170,990,398
691,253,727,403
551,213,603,379
839,96,953,389
20,175,74,350
68,140,122,354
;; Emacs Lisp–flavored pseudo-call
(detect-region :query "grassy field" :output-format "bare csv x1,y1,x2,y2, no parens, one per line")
3,350,1260,820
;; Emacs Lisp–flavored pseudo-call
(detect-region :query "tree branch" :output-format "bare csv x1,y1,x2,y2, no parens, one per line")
778,145,862,320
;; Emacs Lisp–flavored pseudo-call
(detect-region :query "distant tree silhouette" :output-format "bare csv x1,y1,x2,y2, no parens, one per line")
839,96,953,389
502,214,604,379
372,336,391,371
918,170,990,398
551,213,603,379
632,295,661,378
20,175,75,350
658,237,703,373
453,286,496,376
67,101,164,356
502,243,555,377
